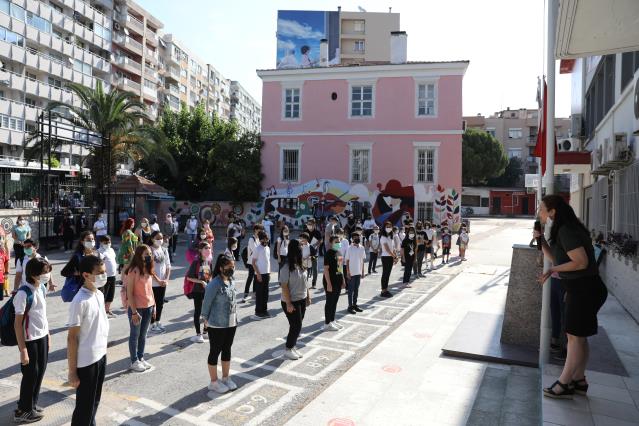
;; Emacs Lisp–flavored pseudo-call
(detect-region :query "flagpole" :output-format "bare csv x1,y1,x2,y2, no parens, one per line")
540,0,557,367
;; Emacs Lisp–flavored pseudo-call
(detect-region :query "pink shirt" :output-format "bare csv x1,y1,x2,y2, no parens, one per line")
127,268,155,309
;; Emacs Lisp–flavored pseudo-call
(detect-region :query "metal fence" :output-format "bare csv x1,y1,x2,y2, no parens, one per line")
590,176,609,236
616,160,639,238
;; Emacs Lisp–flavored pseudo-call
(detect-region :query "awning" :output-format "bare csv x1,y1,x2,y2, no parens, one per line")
555,0,639,59
553,151,592,174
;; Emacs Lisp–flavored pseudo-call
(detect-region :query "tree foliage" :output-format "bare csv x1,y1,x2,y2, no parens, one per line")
462,129,508,185
137,105,264,202
488,156,524,187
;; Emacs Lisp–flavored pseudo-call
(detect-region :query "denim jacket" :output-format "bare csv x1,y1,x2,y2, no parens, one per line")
201,275,237,328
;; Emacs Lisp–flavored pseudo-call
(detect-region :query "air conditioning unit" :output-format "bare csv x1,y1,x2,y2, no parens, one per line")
113,22,121,31
613,133,627,161
557,137,580,152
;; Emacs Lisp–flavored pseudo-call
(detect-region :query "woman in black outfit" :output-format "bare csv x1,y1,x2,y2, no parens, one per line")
536,195,608,399
401,227,416,287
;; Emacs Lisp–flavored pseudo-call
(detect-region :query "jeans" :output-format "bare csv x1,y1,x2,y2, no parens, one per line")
347,275,361,307
281,299,306,348
323,283,341,324
188,233,196,246
151,286,166,323
381,256,394,291
244,265,255,296
414,249,425,275
192,292,204,334
368,252,378,274
127,306,153,363
255,273,270,316
18,336,48,412
550,277,566,340
403,255,415,283
170,235,178,255
72,355,106,426
309,257,318,286
207,327,237,365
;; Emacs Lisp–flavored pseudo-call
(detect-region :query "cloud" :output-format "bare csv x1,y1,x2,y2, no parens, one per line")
277,39,296,51
277,18,324,40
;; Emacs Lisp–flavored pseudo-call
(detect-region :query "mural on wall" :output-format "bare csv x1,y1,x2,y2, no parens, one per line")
152,180,461,230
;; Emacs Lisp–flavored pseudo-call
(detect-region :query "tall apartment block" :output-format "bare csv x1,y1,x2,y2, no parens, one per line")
158,33,231,120
230,80,261,133
111,0,161,121
338,9,399,65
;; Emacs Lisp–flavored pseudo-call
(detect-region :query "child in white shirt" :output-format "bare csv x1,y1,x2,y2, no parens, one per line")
345,233,366,313
97,235,118,318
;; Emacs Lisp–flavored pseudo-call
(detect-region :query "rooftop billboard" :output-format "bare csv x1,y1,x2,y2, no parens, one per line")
276,10,339,69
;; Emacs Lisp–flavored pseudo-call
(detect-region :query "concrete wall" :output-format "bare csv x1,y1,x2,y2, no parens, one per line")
600,252,639,322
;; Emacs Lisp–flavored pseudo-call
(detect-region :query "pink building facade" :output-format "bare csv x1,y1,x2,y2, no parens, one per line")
255,61,469,228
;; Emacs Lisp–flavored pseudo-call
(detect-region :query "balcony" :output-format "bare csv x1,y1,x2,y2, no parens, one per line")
113,56,142,75
527,135,538,146
125,14,144,35
145,47,158,64
145,28,159,46
168,85,179,96
113,34,143,56
143,85,157,101
165,67,180,82
113,77,141,94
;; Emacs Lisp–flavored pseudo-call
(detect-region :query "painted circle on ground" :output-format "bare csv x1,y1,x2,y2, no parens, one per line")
328,418,355,426
382,365,402,373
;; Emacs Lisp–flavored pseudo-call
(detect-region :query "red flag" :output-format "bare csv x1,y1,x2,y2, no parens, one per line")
533,78,548,175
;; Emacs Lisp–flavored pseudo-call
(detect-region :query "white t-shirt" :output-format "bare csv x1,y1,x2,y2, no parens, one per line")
98,246,117,277
262,220,273,241
186,219,198,234
251,244,271,275
346,245,366,276
380,235,395,257
368,233,381,252
247,236,258,260
339,238,349,258
363,219,376,230
425,229,434,241
13,283,48,341
16,254,49,287
277,237,289,256
151,246,171,287
93,219,107,236
150,223,160,232
301,243,311,259
67,287,109,368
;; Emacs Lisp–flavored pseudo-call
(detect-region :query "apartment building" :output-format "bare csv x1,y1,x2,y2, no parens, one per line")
339,9,399,65
158,33,231,120
111,0,161,121
465,108,571,176
230,80,260,133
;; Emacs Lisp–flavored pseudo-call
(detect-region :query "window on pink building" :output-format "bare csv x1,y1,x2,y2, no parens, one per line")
351,149,370,183
284,88,300,119
417,202,434,222
416,149,435,183
282,148,300,182
417,83,436,116
351,86,373,117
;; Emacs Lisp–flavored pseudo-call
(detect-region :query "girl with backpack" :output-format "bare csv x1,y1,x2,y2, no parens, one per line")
123,245,157,372
61,231,100,300
185,241,213,343
186,229,209,265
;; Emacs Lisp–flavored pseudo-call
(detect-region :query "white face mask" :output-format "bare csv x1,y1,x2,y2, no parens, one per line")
385,227,392,233
84,241,95,250
408,234,415,239
200,233,207,239
95,273,108,287
39,274,50,286
232,245,238,251
101,243,111,250
153,240,162,248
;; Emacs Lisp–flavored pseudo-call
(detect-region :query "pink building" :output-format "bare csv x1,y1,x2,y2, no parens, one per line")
256,39,468,228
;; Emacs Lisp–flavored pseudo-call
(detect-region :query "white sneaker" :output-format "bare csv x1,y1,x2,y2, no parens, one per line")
333,321,344,329
139,358,152,369
202,332,209,340
157,323,166,332
208,380,229,394
129,360,146,372
322,323,339,332
292,347,303,358
250,315,266,321
191,334,205,343
283,348,299,360
222,377,238,390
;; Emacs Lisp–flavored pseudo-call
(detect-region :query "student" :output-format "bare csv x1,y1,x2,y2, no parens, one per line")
124,245,157,372
202,254,239,394
92,214,107,249
202,219,215,247
367,225,381,275
276,225,290,272
226,219,242,257
149,215,160,233
241,224,262,303
251,231,271,320
402,228,417,287
60,232,99,292
136,218,153,246
362,215,376,239
0,232,8,300
431,223,440,259
441,227,452,264
225,237,238,260
186,242,213,343
149,231,171,334
62,211,76,252
337,228,349,259
414,222,427,277
185,215,199,246
15,239,54,292
304,219,322,289
298,232,312,281
345,233,366,314
380,222,397,298
12,215,32,267
162,213,178,263
458,226,470,261
261,215,274,245
67,255,109,426
324,216,339,252
97,235,118,318
323,236,345,331
280,240,311,360
13,257,52,423
424,222,435,271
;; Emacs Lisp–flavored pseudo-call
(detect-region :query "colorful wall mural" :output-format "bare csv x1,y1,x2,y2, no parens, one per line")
151,179,461,230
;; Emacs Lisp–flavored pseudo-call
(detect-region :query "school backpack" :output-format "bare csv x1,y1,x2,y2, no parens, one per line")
183,260,200,299
241,246,249,268
0,286,34,346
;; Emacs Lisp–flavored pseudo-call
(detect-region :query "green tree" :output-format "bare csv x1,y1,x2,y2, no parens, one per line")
488,156,524,187
462,129,508,185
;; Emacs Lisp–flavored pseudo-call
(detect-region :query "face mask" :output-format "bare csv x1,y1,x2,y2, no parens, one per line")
101,243,111,250
144,255,152,266
385,227,392,233
191,216,195,220
374,230,379,234
142,222,149,227
409,234,415,239
283,231,289,236
19,220,26,225
84,241,95,250
202,248,212,258
308,225,315,230
39,276,49,286
332,243,341,251
166,217,172,222
153,240,162,248
353,238,360,244
222,268,234,278
200,233,207,239
231,245,238,251
204,223,210,228
95,273,108,287
24,248,34,257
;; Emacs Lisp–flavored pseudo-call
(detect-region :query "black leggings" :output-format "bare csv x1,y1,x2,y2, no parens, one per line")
193,292,204,334
19,336,48,412
323,284,341,324
152,286,166,323
282,299,306,349
381,256,394,290
403,255,415,283
244,265,255,295
207,327,237,365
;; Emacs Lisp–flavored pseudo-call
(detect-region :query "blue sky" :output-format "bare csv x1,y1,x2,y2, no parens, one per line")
136,0,572,117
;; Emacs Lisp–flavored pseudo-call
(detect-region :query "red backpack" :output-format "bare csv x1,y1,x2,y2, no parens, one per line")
183,260,200,299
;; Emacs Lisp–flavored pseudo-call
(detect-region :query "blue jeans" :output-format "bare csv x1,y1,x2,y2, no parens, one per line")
128,306,153,363
347,275,361,307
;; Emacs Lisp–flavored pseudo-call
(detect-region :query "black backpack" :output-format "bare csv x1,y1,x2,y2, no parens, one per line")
241,246,249,267
0,286,34,346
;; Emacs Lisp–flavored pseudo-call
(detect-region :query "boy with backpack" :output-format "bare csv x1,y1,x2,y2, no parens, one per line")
67,255,109,426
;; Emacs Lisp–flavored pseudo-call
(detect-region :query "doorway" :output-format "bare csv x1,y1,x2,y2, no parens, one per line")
491,197,501,215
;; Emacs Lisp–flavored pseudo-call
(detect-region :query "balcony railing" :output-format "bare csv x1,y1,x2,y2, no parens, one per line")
114,56,142,73
125,14,144,33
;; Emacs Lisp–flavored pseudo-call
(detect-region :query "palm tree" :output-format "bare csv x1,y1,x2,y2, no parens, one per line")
24,80,176,207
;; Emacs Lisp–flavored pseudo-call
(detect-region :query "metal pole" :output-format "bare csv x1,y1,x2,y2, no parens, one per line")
540,0,557,367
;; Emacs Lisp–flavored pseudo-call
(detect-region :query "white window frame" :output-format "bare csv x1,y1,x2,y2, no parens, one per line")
281,83,302,120
348,79,376,119
413,141,440,184
508,128,522,139
507,148,522,159
348,143,373,184
415,78,438,118
416,201,434,222
354,40,365,52
278,142,303,184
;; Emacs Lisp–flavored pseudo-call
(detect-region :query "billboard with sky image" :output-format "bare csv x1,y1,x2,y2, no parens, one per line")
276,10,338,69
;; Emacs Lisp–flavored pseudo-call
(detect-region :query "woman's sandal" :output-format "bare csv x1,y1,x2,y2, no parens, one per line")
571,377,589,395
543,380,574,399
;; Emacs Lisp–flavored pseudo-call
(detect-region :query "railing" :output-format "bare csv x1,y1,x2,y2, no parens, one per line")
113,77,141,92
114,56,142,72
126,14,144,32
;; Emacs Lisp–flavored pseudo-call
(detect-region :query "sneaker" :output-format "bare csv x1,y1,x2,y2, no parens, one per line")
13,409,43,423
240,295,248,303
332,321,344,330
292,347,303,358
222,377,238,391
322,322,339,332
208,380,230,394
191,334,205,343
250,314,266,321
139,358,152,369
347,307,357,314
129,360,146,372
202,332,209,340
380,291,393,298
283,348,300,360
33,406,44,414
259,313,272,319
372,271,379,274
149,323,158,333
157,323,166,332
353,305,363,312
106,311,117,319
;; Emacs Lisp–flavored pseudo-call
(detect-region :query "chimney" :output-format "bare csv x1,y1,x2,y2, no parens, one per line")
337,6,341,12
320,39,329,67
390,31,407,64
